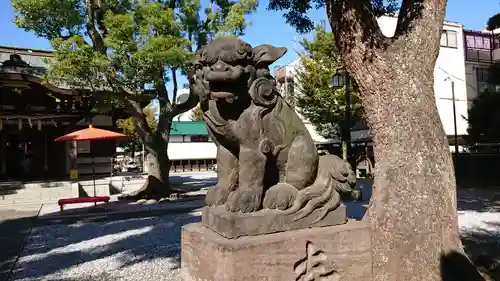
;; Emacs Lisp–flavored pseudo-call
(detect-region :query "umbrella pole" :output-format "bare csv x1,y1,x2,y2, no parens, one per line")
92,148,96,201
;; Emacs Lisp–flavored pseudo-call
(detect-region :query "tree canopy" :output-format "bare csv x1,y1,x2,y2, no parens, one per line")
469,12,500,150
117,104,157,153
12,0,257,196
268,0,398,34
295,24,361,140
465,89,500,146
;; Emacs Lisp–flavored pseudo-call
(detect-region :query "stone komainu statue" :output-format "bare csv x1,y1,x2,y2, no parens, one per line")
191,37,356,226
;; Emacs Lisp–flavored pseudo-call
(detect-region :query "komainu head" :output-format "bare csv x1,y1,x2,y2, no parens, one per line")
193,37,287,103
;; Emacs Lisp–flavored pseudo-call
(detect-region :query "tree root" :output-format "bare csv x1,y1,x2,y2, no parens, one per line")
119,175,175,202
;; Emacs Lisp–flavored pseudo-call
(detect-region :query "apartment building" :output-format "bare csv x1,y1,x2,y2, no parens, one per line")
276,16,492,153
463,29,500,102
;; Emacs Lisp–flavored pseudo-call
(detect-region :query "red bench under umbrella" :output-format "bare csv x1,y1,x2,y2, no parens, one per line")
55,124,127,210
58,196,110,211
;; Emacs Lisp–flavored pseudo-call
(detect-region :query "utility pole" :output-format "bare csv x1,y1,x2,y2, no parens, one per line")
344,72,351,163
451,80,459,155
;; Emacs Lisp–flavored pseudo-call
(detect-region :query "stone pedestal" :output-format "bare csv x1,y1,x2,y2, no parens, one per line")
202,204,347,239
181,220,372,281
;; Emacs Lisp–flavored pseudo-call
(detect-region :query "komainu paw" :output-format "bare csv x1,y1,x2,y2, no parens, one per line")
225,188,263,213
263,183,298,210
205,185,231,206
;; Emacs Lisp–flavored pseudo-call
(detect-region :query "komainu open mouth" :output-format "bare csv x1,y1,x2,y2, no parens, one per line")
208,80,238,100
211,91,235,99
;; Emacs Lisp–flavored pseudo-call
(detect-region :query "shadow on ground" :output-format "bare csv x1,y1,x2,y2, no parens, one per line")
0,210,39,281
460,221,500,281
36,172,216,219
8,211,201,281
169,173,217,192
3,175,500,281
457,189,500,213
441,251,490,281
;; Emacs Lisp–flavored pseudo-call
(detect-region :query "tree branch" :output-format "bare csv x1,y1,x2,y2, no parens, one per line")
94,0,108,39
393,0,446,57
172,68,179,105
121,97,153,145
171,75,199,117
84,0,106,54
326,0,387,66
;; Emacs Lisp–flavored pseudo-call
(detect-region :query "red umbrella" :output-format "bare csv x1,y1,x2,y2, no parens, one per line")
55,124,127,142
55,125,128,196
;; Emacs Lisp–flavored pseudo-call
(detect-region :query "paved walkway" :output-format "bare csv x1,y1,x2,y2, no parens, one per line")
0,208,40,281
0,196,206,281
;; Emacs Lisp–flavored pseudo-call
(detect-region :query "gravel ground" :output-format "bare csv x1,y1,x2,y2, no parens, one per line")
10,211,201,281
0,209,40,281
6,187,500,281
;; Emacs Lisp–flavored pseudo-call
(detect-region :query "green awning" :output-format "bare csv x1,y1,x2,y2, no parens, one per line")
170,121,208,136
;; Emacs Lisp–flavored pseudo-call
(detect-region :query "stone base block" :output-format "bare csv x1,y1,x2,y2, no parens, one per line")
181,220,372,281
202,204,347,238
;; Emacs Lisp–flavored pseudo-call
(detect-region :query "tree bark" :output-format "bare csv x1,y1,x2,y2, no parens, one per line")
123,136,174,201
119,96,176,201
143,137,173,198
326,1,463,280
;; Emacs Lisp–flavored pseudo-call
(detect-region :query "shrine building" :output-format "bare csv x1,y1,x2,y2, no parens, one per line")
0,45,133,181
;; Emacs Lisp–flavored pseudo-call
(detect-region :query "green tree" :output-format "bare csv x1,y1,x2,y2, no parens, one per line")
189,104,205,121
485,13,500,86
465,12,500,152
12,0,257,199
117,104,158,155
295,24,362,160
269,0,463,279
465,89,500,148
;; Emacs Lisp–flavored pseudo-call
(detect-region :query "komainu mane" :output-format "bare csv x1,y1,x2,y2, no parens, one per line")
191,37,357,237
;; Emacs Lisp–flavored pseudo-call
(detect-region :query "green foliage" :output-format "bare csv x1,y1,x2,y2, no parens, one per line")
295,24,362,139
189,105,205,121
267,0,398,34
117,104,158,152
47,36,109,89
465,89,500,145
487,13,500,31
12,0,256,183
12,0,83,39
487,13,500,87
12,0,257,90
11,0,257,132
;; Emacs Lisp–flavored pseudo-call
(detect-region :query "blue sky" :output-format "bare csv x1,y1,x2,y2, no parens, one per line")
0,0,498,95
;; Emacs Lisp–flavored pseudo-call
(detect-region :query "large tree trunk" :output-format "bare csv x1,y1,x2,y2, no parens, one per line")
141,141,173,200
121,131,175,202
123,138,174,202
326,1,463,280
362,63,461,280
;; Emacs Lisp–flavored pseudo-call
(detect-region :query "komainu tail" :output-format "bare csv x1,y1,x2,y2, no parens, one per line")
284,155,357,222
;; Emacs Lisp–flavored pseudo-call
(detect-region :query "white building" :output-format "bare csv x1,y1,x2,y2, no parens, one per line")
462,28,500,102
276,16,491,152
378,16,469,150
168,121,217,172
274,60,331,144
175,88,195,121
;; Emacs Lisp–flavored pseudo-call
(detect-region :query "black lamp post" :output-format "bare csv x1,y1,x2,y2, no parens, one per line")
332,69,351,162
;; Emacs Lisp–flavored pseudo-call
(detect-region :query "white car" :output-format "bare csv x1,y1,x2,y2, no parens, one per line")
127,161,139,172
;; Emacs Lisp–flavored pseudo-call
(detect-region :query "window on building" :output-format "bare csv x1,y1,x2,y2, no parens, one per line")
190,135,209,142
169,135,184,143
476,68,490,82
475,67,496,94
440,30,458,48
